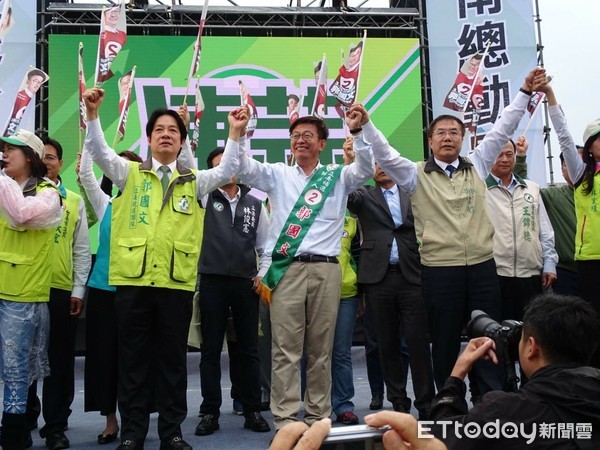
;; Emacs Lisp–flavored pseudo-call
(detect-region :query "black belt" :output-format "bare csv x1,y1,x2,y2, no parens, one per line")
292,254,339,264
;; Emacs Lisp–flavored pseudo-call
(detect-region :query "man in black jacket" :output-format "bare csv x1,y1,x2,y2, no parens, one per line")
347,162,434,419
194,147,271,436
429,293,600,449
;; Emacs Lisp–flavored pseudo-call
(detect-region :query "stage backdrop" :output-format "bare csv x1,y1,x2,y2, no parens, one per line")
49,35,423,186
426,0,546,186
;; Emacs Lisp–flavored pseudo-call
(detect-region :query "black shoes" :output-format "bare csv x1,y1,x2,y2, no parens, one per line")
116,439,143,450
243,412,271,433
97,428,119,445
45,433,70,450
159,436,192,450
369,395,383,410
194,414,220,436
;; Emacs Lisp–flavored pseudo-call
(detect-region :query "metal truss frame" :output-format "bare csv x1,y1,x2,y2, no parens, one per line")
37,2,431,151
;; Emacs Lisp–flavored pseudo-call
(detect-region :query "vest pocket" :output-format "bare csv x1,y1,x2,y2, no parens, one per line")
0,251,34,296
170,240,199,283
115,237,147,278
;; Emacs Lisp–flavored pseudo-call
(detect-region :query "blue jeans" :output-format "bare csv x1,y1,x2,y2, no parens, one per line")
331,297,359,416
0,301,49,414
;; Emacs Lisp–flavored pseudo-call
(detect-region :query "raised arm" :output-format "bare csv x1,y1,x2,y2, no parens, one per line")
540,84,584,184
195,106,246,197
470,67,548,179
176,103,198,170
348,103,418,194
340,106,375,194
83,88,130,192
79,142,110,220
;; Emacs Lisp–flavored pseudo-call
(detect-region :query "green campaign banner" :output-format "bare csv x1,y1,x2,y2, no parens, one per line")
50,35,422,183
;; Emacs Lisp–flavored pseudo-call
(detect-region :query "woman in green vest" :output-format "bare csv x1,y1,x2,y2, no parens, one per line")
0,130,63,450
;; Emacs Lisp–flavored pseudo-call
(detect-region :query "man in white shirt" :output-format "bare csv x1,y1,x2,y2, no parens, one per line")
238,114,373,430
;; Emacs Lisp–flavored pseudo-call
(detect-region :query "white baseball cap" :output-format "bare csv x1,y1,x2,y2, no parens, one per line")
583,118,600,146
0,129,44,159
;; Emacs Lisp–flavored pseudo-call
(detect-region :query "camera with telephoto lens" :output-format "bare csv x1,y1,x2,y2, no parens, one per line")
467,310,523,391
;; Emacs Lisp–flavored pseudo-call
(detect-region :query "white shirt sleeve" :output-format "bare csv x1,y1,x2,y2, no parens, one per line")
340,133,375,195
79,142,110,220
360,120,418,194
84,118,130,192
470,91,530,179
0,176,63,229
537,195,558,275
548,104,585,185
71,197,92,299
178,137,198,170
255,203,270,263
196,138,240,197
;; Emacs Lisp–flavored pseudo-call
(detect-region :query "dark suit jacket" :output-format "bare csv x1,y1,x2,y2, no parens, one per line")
348,185,421,286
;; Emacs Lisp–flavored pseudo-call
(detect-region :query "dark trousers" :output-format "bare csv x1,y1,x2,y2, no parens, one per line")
361,304,384,399
578,260,600,368
115,286,193,443
553,267,579,297
84,287,118,415
31,288,78,437
498,275,542,321
199,275,261,417
422,259,504,395
363,268,434,415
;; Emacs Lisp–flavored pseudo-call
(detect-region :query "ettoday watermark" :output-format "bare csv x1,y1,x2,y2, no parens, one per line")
418,420,593,443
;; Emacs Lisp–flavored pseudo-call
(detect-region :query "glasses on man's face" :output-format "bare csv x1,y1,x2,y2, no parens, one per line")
433,129,461,138
43,154,59,162
290,131,316,142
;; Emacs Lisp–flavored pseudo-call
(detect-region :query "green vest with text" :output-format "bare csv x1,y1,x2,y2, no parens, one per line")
109,160,202,291
51,188,81,291
574,172,600,260
0,180,59,302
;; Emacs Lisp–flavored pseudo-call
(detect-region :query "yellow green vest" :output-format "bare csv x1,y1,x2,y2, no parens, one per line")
51,188,81,291
0,179,60,302
574,172,600,260
339,214,358,299
109,160,202,291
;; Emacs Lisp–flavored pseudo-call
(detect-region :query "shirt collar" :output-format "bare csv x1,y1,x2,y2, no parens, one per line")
490,172,518,189
151,157,177,175
434,157,459,172
294,161,321,177
218,185,241,201
380,184,399,195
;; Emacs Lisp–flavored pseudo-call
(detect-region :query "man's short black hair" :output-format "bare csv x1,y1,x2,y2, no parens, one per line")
523,293,600,365
42,136,63,160
428,114,466,138
289,116,329,140
145,108,187,141
206,147,225,169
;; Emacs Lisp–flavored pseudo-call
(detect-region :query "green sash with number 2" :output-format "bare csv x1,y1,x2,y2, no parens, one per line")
257,163,343,304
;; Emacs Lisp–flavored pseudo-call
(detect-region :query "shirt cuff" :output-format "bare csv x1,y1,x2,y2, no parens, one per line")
71,286,86,299
543,261,557,275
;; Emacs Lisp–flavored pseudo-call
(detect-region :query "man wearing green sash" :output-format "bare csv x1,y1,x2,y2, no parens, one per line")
239,113,373,430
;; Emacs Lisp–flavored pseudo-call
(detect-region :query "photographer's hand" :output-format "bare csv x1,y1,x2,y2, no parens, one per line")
364,411,448,450
269,418,331,450
450,337,498,380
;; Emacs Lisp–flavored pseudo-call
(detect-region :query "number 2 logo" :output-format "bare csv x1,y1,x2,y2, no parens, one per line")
304,189,323,206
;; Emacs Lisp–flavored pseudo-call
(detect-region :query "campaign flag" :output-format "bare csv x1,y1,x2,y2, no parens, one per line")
312,55,327,118
187,0,209,83
95,1,127,86
116,66,136,142
78,42,87,130
239,80,257,139
3,66,49,136
329,34,365,118
287,94,302,125
190,79,205,152
443,44,490,114
0,0,15,40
